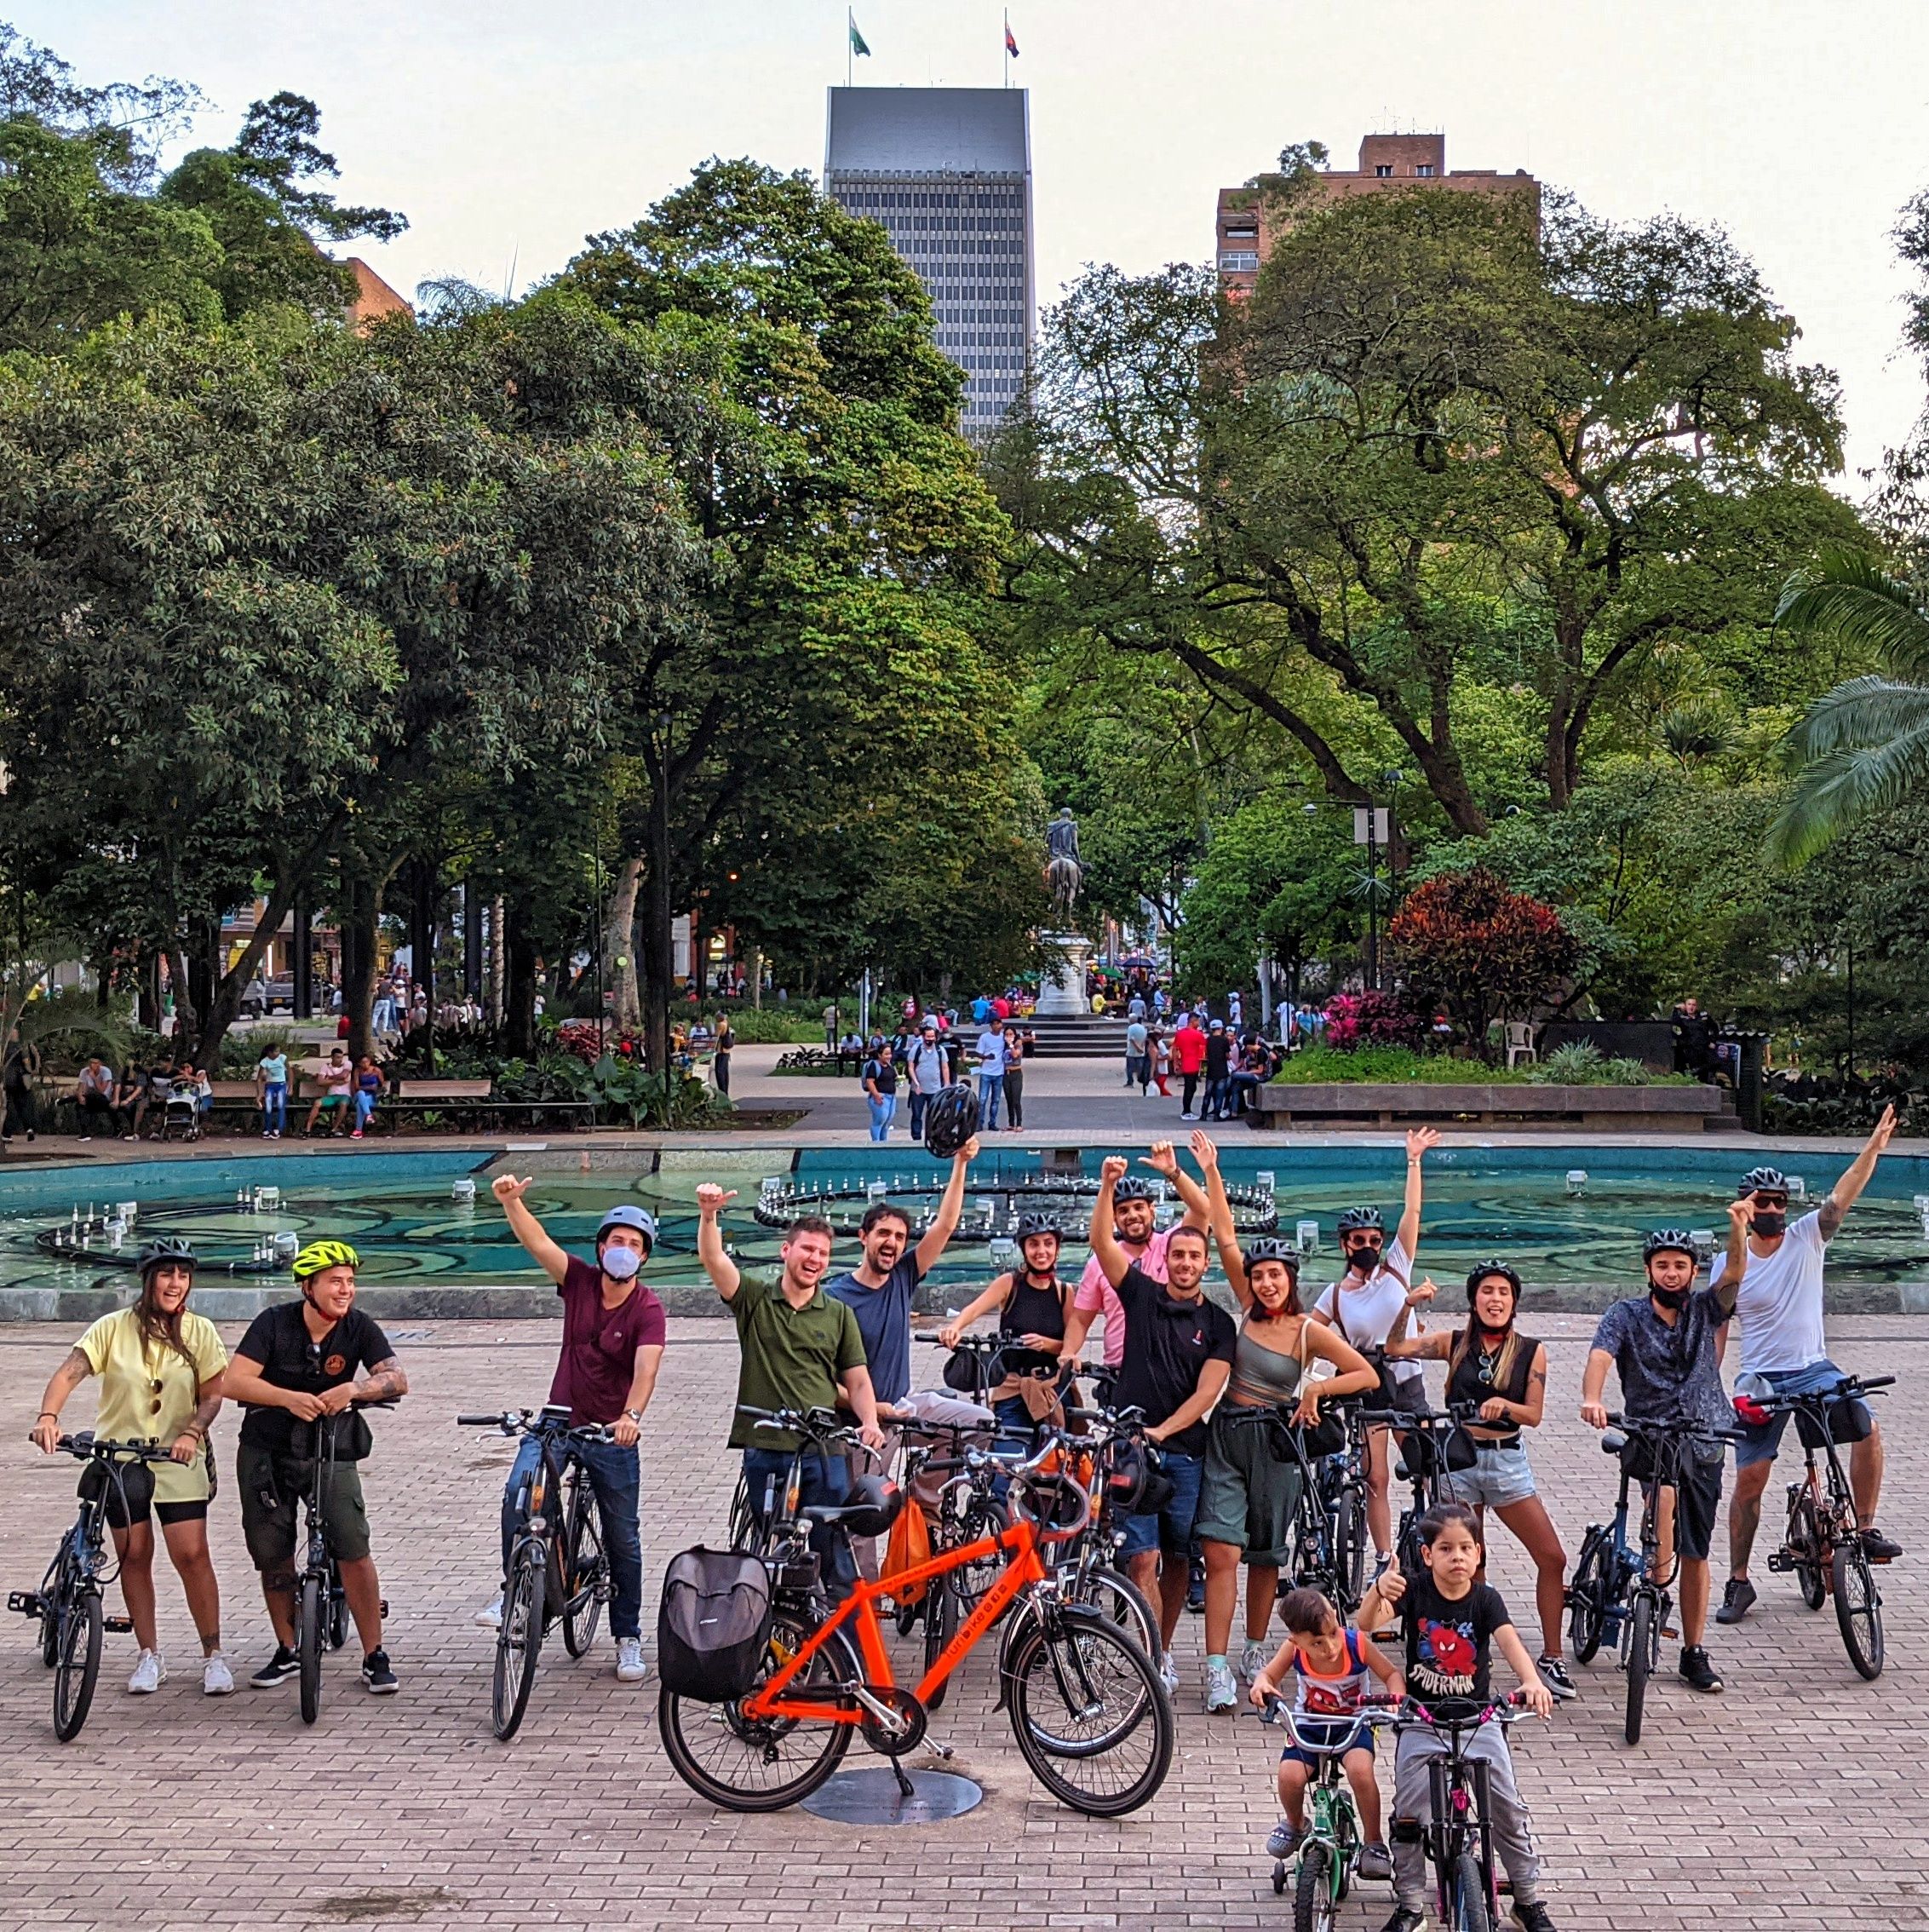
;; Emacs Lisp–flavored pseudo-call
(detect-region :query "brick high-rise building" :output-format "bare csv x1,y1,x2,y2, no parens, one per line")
825,86,1033,439
1216,133,1538,297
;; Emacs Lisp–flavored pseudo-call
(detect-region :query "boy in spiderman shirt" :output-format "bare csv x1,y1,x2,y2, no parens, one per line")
1356,1500,1556,1932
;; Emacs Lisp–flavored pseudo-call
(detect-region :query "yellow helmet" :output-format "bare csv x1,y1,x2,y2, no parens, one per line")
291,1239,360,1280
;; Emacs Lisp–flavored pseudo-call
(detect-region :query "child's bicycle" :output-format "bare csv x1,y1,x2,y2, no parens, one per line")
1256,1693,1398,1932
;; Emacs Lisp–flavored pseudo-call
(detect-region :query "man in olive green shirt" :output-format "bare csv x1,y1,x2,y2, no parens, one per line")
696,1183,884,1590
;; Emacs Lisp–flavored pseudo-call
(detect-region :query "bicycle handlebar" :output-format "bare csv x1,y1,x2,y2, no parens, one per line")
52,1434,175,1462
1741,1372,1894,1417
454,1409,618,1442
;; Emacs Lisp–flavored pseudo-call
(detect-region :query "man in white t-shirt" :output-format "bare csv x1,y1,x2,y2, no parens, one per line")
1710,1107,1901,1625
1062,1139,1211,1369
974,1015,1010,1131
1309,1128,1439,1573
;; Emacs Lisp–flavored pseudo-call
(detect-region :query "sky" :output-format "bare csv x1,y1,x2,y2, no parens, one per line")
32,0,1929,484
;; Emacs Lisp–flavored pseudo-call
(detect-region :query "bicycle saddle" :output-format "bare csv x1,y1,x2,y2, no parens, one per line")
1600,1429,1628,1454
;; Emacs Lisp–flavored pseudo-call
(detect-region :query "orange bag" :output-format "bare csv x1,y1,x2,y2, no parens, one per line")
881,1495,933,1607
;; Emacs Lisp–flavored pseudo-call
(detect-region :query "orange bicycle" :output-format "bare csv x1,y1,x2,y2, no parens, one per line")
658,1408,1174,1816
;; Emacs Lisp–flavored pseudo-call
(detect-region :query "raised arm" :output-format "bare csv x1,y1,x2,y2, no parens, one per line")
695,1183,742,1302
1088,1157,1132,1288
1394,1127,1439,1263
490,1173,571,1285
1186,1130,1246,1304
1714,1196,1751,1315
1141,1136,1209,1231
1383,1279,1445,1359
1819,1104,1896,1237
916,1135,981,1276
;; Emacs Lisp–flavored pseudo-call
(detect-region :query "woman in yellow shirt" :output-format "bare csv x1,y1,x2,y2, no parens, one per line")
31,1238,235,1696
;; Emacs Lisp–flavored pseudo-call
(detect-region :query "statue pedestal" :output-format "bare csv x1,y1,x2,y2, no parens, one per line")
1036,934,1093,1016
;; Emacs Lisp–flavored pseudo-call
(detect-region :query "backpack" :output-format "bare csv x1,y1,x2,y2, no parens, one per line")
656,1547,774,1702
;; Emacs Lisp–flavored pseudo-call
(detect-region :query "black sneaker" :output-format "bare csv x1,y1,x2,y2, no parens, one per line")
1714,1577,1756,1625
1536,1653,1578,1701
1513,1904,1557,1932
360,1648,399,1693
1186,1555,1206,1614
1860,1527,1903,1562
1381,1910,1427,1932
249,1644,299,1688
1679,1645,1723,1693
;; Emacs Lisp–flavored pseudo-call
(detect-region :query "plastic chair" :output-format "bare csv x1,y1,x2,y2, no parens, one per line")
1506,1021,1540,1068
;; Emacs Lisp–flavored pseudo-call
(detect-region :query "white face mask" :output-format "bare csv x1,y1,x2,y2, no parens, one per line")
600,1245,642,1282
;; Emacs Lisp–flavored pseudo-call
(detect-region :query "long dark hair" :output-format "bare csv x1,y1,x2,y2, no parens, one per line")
135,1270,204,1373
1448,1268,1523,1391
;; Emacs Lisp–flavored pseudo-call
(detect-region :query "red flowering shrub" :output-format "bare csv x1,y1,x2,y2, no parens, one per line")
1324,989,1428,1051
553,1020,643,1066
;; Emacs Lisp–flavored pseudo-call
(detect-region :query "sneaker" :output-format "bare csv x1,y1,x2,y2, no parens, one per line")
1158,1651,1180,1699
202,1653,236,1696
1203,1656,1238,1712
1678,1645,1723,1693
250,1645,300,1688
1266,1820,1305,1859
615,1637,648,1682
361,1648,399,1693
1357,1843,1393,1882
1380,1910,1428,1932
1714,1577,1756,1625
1186,1556,1206,1614
1536,1653,1577,1701
474,1591,503,1629
127,1649,164,1694
1240,1636,1272,1682
1512,1902,1557,1932
1180,1112,1197,1122
1861,1526,1903,1561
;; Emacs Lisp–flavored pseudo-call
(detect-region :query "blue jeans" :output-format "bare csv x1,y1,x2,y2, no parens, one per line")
907,1089,935,1139
1203,1078,1233,1119
1119,1448,1206,1557
742,1446,854,1590
353,1090,378,1130
500,1434,644,1640
1733,1358,1874,1468
867,1094,897,1141
978,1072,1004,1130
261,1083,286,1134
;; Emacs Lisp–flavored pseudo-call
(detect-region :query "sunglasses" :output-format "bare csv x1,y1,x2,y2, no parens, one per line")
150,1377,164,1416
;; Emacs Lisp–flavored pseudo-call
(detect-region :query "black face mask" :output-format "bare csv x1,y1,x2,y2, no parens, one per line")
1650,1283,1690,1311
1750,1211,1788,1239
1346,1241,1383,1269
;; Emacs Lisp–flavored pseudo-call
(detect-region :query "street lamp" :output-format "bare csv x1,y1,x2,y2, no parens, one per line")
1305,772,1402,991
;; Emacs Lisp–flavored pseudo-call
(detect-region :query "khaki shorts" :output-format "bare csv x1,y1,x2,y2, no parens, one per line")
237,1439,372,1575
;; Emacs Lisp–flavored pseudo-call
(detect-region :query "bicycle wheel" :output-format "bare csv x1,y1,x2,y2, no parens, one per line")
1005,1613,1173,1816
299,1573,324,1726
1069,1564,1162,1665
921,1573,958,1709
1333,1482,1366,1612
1624,1593,1652,1746
491,1541,547,1741
949,1495,1008,1608
562,1482,607,1660
1832,1542,1884,1680
1789,1493,1827,1610
657,1609,858,1811
51,1589,102,1743
1567,1529,1608,1665
328,1563,348,1651
38,1553,69,1669
1448,1849,1491,1932
1293,1838,1335,1932
726,1469,766,1555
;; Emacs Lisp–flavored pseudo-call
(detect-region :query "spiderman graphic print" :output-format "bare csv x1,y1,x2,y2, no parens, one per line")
1403,1573,1510,1704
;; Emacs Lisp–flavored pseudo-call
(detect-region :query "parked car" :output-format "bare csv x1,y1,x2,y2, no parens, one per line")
240,975,296,1018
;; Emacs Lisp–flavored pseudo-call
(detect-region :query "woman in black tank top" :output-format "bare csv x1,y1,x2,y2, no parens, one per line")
938,1222,1073,1436
1384,1262,1573,1699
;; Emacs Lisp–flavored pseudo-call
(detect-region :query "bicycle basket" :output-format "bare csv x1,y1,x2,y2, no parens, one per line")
656,1547,774,1703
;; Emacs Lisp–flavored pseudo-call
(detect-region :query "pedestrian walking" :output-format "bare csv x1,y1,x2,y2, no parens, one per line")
1171,1011,1208,1119
1203,1019,1233,1121
2,1024,40,1143
861,1042,898,1141
1124,1015,1151,1092
905,1020,947,1139
974,1014,1011,1132
1002,1026,1027,1131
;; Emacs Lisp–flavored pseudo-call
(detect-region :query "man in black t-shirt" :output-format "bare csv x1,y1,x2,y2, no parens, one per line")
224,1241,409,1694
1088,1156,1236,1674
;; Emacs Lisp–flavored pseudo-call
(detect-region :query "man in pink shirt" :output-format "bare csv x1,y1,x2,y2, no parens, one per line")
1063,1138,1212,1368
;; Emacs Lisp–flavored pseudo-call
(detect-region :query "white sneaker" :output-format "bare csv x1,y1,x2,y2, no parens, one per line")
615,1637,648,1683
474,1592,502,1629
202,1653,237,1696
1158,1651,1180,1699
1204,1656,1238,1712
1240,1637,1272,1682
127,1649,165,1694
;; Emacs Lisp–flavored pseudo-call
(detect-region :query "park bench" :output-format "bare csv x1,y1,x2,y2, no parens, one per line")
376,1075,597,1135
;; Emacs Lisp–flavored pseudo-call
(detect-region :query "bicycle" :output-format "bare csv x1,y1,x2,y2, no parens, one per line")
1363,1404,1482,1590
456,1405,618,1739
1755,1371,1894,1679
1315,1400,1371,1612
1257,1693,1399,1932
1389,1693,1536,1932
9,1434,171,1740
658,1411,1174,1818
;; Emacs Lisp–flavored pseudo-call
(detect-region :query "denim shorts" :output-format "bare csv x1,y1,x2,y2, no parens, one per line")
1118,1448,1204,1557
1440,1440,1537,1510
1732,1359,1874,1469
1281,1716,1374,1769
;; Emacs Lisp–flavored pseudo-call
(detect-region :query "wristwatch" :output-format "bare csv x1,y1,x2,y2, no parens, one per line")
625,1408,645,1426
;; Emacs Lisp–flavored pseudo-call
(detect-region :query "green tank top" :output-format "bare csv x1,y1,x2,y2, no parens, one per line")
1228,1321,1304,1407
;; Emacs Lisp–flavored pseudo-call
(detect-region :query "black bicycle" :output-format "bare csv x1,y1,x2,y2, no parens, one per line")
1362,1404,1482,1591
1757,1372,1894,1679
1316,1400,1372,1613
9,1434,171,1740
458,1405,617,1739
288,1400,393,1725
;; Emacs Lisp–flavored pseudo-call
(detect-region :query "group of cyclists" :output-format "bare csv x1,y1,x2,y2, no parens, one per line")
20,1101,1909,1931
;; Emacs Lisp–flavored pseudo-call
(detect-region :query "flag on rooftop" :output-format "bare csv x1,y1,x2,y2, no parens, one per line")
849,12,871,56
1005,18,1019,57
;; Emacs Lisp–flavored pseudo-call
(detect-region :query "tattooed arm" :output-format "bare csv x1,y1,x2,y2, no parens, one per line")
1819,1104,1897,1239
30,1347,93,1452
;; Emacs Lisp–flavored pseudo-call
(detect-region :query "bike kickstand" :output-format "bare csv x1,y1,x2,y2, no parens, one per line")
889,1755,916,1799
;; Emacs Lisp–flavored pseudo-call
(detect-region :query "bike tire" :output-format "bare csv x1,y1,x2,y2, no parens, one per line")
922,1574,957,1710
1624,1593,1652,1746
1006,1613,1174,1817
562,1484,607,1660
726,1470,765,1556
491,1542,547,1742
1334,1483,1366,1613
1449,1849,1492,1932
1293,1838,1335,1932
1567,1529,1608,1665
328,1567,348,1652
1831,1541,1884,1680
299,1573,324,1726
1788,1492,1826,1609
38,1554,69,1670
657,1610,858,1812
1075,1564,1163,1665
52,1589,102,1743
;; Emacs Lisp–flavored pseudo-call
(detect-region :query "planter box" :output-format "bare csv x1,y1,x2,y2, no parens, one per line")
1251,1082,1737,1133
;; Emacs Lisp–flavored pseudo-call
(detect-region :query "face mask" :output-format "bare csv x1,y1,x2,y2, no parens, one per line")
1750,1211,1787,1239
1650,1283,1690,1311
601,1245,642,1282
1347,1242,1382,1269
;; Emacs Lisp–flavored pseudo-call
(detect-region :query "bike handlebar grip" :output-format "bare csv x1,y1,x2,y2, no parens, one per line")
1861,1376,1897,1391
455,1412,502,1426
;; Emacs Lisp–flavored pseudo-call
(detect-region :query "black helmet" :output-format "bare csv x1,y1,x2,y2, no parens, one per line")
838,1474,905,1539
1014,1212,1060,1244
1642,1228,1697,1265
1465,1259,1522,1300
923,1082,981,1159
136,1236,196,1278
1738,1164,1788,1197
1336,1206,1385,1237
1241,1236,1300,1274
1112,1176,1157,1204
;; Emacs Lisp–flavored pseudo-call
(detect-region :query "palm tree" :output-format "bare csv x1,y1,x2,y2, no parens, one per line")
1770,548,1929,862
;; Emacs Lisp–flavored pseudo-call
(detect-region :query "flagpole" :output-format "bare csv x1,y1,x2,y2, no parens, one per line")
847,7,853,87
1003,9,1009,89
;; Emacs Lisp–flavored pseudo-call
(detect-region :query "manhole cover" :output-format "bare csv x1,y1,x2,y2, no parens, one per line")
801,1768,983,1826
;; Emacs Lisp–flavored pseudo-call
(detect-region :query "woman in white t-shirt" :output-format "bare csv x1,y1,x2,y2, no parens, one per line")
1309,1127,1438,1577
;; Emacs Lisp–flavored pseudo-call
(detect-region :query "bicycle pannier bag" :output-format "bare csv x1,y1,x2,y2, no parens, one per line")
657,1547,773,1702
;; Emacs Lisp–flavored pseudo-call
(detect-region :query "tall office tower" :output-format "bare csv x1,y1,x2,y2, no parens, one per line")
825,86,1033,439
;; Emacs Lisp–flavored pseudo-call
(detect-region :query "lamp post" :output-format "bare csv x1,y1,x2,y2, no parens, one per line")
1305,772,1403,992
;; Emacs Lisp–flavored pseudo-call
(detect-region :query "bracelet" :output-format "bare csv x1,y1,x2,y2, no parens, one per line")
37,1411,57,1421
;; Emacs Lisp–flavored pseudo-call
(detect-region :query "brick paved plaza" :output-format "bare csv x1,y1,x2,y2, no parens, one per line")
3,1310,1926,1932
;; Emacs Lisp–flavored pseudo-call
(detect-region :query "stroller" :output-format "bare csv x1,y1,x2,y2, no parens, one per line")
158,1076,201,1143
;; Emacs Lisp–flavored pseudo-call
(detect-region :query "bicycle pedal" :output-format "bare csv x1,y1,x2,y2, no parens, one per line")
1766,1552,1794,1573
1662,1627,1679,1640
6,1591,42,1618
380,1599,390,1615
103,1615,133,1633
